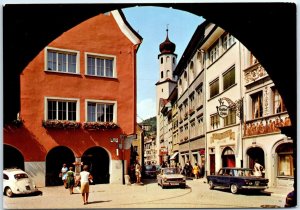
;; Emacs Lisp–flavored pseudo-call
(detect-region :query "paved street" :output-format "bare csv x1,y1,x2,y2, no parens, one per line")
3,178,292,209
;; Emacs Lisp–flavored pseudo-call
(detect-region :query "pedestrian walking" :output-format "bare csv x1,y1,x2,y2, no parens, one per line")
79,165,93,205
193,163,200,179
66,166,75,194
61,163,68,188
135,161,142,184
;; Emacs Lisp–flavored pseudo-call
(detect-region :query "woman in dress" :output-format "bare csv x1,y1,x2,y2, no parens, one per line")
61,163,68,188
66,166,75,194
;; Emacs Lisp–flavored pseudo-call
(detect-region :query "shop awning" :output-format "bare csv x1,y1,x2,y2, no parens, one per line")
170,152,179,160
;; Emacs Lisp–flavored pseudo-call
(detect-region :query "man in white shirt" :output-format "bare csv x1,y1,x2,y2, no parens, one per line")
79,165,93,205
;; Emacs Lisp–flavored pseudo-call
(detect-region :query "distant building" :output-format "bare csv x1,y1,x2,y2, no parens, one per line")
4,10,142,187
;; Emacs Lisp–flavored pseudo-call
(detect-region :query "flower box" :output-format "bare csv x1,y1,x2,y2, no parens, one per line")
83,122,119,130
42,120,81,129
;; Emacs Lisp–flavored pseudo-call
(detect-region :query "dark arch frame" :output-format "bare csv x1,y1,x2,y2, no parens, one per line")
3,1,296,190
3,144,25,170
3,3,296,129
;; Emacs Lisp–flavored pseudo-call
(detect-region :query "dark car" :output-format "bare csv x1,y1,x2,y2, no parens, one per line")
207,167,269,194
144,165,157,178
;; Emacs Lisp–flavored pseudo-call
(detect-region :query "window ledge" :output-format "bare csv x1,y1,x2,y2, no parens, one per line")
85,74,118,80
44,70,81,76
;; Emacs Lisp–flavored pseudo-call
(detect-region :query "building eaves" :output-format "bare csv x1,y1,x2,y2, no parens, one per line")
112,9,143,50
174,21,217,76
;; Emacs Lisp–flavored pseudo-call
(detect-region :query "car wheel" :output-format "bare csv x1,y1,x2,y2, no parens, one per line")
230,184,238,194
5,187,13,197
208,181,214,190
180,184,186,189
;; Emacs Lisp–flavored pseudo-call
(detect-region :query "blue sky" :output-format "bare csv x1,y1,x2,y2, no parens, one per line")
123,6,204,122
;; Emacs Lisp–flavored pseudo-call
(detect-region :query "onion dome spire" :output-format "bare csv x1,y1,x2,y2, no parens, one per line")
159,26,176,54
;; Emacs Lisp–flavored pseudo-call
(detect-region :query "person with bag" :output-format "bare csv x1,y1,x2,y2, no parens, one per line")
79,165,93,205
61,163,68,188
66,166,75,194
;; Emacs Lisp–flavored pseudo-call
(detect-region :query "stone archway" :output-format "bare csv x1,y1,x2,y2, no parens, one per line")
46,146,75,186
4,144,24,170
82,147,110,184
247,147,265,169
221,147,235,167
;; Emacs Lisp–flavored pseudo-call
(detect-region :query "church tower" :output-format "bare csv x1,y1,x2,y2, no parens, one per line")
155,28,177,164
156,28,177,113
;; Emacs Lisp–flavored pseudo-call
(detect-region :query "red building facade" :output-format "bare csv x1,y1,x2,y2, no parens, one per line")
4,10,142,187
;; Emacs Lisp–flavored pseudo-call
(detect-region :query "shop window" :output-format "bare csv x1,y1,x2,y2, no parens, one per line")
276,143,294,177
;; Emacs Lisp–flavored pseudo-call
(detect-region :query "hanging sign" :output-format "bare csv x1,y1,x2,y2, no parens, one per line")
217,98,229,118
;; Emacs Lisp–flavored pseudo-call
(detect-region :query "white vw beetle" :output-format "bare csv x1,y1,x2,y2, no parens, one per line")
3,168,39,197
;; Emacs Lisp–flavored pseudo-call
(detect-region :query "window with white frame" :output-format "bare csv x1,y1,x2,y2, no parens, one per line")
86,53,116,78
46,99,78,121
87,101,116,122
222,33,235,51
209,40,219,64
46,48,78,73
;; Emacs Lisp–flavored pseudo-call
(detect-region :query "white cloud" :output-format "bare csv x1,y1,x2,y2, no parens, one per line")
137,98,156,123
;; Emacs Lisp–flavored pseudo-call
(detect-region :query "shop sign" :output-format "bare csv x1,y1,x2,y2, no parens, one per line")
217,98,229,118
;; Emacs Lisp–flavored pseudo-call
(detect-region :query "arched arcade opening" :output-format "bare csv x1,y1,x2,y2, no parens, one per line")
222,147,235,167
46,146,75,186
4,144,24,170
82,147,110,184
247,146,265,169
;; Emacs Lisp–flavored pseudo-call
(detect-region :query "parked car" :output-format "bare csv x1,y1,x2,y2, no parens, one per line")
207,167,269,194
3,168,39,197
157,167,186,189
144,165,157,178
